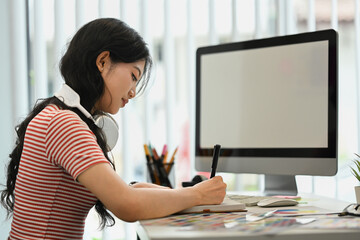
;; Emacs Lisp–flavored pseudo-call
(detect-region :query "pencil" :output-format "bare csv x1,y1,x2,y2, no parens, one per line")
152,148,160,160
148,144,162,185
152,146,172,188
160,144,168,163
143,144,157,184
166,146,178,174
163,151,169,163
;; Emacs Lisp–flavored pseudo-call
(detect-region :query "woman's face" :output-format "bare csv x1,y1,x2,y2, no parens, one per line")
95,51,145,114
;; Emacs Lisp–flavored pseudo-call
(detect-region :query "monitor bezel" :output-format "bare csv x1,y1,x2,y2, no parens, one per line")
195,29,338,161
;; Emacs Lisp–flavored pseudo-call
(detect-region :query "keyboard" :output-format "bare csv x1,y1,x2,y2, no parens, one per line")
226,194,275,206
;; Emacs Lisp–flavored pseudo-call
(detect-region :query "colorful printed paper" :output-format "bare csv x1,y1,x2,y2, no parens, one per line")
142,212,311,235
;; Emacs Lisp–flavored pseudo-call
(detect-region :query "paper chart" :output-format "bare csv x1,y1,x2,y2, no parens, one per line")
142,212,309,235
142,212,246,230
273,206,339,217
301,217,360,229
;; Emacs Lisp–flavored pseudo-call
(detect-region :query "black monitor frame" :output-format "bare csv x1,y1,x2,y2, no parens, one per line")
195,29,338,195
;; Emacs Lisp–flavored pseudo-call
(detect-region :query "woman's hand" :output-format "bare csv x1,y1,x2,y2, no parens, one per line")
78,163,227,221
191,176,227,205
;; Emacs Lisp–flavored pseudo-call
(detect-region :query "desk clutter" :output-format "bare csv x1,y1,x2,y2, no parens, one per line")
142,196,360,236
142,207,360,235
142,212,316,235
143,144,177,188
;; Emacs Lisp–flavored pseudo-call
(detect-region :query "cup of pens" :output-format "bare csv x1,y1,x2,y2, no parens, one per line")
143,144,178,188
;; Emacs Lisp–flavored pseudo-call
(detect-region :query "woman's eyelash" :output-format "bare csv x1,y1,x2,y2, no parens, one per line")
132,73,138,82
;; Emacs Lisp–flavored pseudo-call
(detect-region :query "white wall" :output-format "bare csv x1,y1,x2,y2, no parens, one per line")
0,0,13,237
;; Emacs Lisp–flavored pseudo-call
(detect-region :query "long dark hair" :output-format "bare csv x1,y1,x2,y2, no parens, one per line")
1,18,152,229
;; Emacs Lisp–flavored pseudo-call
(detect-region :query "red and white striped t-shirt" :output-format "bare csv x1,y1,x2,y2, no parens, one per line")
9,104,110,240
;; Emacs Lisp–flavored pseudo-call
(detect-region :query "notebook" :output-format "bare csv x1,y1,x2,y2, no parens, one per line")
178,197,247,214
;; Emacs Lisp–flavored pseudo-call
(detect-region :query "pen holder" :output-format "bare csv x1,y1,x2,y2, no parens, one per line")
147,162,174,188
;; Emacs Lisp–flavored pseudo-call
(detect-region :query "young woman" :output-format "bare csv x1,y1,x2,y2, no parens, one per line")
1,18,226,240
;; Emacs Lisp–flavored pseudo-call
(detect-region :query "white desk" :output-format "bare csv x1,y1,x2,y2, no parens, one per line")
136,193,360,240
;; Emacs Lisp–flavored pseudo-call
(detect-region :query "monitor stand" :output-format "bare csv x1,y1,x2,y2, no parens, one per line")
264,174,298,196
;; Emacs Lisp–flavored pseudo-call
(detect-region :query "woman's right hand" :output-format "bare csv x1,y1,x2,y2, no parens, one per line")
79,162,228,221
191,176,227,205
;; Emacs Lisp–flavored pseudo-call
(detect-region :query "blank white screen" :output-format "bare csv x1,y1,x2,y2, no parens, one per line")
200,41,329,149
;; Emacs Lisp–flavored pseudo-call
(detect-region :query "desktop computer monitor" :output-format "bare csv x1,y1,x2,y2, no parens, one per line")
195,29,338,195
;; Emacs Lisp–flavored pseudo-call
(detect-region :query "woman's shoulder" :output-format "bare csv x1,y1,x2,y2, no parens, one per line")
43,104,95,140
43,104,81,120
39,104,88,128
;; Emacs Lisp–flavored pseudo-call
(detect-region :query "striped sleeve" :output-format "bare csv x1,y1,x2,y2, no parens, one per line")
45,110,109,179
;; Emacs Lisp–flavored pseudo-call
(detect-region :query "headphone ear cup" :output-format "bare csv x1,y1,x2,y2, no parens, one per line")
94,115,119,151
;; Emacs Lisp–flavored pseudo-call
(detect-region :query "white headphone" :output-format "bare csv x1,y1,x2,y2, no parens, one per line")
54,84,119,151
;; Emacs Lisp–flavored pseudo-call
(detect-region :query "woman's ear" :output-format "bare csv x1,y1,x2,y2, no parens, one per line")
96,51,111,73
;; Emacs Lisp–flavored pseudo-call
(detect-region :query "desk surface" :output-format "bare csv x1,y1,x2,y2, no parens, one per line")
136,193,360,240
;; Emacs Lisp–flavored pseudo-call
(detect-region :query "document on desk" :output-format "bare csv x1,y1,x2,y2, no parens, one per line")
272,206,340,217
300,217,360,229
178,197,246,214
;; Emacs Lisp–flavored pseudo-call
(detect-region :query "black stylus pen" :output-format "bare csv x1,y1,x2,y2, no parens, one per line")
210,144,221,178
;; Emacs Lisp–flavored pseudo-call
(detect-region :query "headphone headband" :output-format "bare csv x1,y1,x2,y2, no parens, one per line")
54,84,93,119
